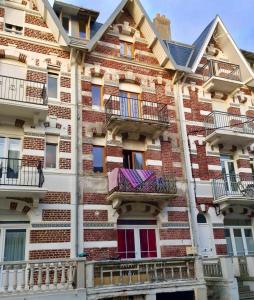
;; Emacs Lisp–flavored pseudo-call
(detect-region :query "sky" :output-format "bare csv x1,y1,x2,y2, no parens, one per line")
52,0,254,51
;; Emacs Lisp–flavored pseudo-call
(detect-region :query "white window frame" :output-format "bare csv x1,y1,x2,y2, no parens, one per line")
45,142,58,170
0,225,29,262
225,226,254,256
47,73,59,100
117,225,161,260
0,137,22,159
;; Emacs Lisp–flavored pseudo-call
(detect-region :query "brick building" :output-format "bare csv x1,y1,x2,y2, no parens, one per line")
1,0,254,299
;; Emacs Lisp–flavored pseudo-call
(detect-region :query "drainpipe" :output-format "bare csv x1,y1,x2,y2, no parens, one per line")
70,48,80,257
174,80,199,252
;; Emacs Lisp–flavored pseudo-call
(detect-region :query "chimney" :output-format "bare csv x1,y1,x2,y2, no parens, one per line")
153,13,171,41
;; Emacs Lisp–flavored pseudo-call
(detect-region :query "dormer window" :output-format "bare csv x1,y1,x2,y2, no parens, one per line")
79,19,87,39
62,15,70,34
120,41,133,59
4,7,24,35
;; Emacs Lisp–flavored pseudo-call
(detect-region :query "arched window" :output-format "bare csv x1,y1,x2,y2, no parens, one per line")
197,213,207,224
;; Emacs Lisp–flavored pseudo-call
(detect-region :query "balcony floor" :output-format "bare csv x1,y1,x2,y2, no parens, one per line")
0,185,48,207
0,98,48,123
205,129,254,147
106,116,169,138
214,195,254,209
203,76,243,94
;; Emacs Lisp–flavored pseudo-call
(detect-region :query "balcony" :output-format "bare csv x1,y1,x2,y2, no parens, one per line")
0,158,47,207
204,111,254,147
86,257,197,296
202,60,242,94
0,75,48,123
105,96,169,138
107,168,177,215
212,174,254,208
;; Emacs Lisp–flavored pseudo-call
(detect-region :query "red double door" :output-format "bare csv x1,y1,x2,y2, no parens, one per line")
117,228,157,259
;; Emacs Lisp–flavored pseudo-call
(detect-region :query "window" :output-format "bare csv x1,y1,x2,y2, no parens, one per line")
0,137,21,180
93,146,104,173
45,143,57,168
119,91,139,118
123,150,144,169
117,227,157,259
79,19,86,39
120,41,133,59
4,23,23,35
224,226,254,256
117,229,135,259
62,15,70,34
197,213,207,224
4,229,26,261
91,85,102,106
48,74,58,99
4,7,24,35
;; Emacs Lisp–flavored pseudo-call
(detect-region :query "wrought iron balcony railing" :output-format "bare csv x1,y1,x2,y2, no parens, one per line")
0,75,47,105
212,174,254,200
0,158,44,187
108,168,177,195
204,111,254,137
105,95,169,124
202,59,241,82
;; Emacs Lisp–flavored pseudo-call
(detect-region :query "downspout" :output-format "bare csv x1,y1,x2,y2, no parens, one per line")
174,75,199,252
71,48,80,257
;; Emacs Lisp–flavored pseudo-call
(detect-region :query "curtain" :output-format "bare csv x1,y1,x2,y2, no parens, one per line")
117,229,135,259
140,229,157,258
4,230,26,261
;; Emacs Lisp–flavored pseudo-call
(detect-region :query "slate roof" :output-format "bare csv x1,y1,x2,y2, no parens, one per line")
164,41,193,67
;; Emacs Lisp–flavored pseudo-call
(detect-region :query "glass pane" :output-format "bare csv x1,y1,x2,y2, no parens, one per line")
119,91,128,117
4,229,26,261
62,16,69,33
48,75,58,98
127,45,132,58
7,139,20,179
130,93,139,118
91,85,101,106
224,229,233,256
120,42,125,56
0,137,5,157
46,144,57,168
245,229,254,255
133,152,143,170
93,146,104,173
234,229,245,256
140,229,157,258
117,229,135,259
79,19,86,38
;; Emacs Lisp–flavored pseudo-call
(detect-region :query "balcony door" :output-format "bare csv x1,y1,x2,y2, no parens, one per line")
0,61,26,102
0,137,21,183
117,226,158,259
225,227,254,256
119,91,139,119
220,154,237,193
123,150,144,170
197,213,214,257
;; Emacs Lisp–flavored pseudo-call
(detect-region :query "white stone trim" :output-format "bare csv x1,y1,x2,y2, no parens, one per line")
28,242,71,250
214,239,227,245
238,168,252,173
22,149,44,156
106,156,123,163
208,165,222,171
84,241,117,248
159,240,192,246
166,207,188,212
146,160,162,166
192,163,199,169
200,110,211,116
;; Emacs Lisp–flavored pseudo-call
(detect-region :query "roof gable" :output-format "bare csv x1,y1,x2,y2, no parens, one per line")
86,0,176,70
188,16,254,85
35,0,69,46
